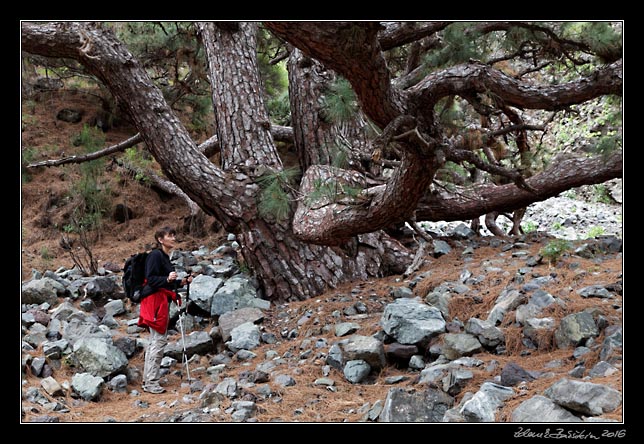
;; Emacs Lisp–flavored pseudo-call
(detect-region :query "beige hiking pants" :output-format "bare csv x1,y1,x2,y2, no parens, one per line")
143,327,168,387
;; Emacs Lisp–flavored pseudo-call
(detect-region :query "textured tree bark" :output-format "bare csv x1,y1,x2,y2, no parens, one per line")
292,146,438,246
407,59,622,111
287,48,373,172
264,22,406,128
484,212,508,238
198,22,413,300
237,217,411,301
287,47,339,170
199,22,282,172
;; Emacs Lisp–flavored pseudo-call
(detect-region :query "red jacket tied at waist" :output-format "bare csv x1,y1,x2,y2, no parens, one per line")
137,288,180,334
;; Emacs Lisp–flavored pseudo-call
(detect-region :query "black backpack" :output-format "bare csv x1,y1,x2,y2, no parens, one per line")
122,252,150,303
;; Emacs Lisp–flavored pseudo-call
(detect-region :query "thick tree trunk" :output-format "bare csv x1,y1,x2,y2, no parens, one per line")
287,48,338,170
199,22,413,301
237,218,411,301
199,22,282,172
22,21,408,302
287,47,375,175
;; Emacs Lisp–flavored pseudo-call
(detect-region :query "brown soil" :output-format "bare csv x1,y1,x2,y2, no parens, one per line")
21,88,224,281
20,88,624,424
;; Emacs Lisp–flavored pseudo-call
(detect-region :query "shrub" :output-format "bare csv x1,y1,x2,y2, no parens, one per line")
522,220,538,233
586,226,606,239
540,239,572,265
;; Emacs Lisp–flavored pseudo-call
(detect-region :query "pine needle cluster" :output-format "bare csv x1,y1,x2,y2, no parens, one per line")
305,178,363,207
256,168,300,223
424,22,483,69
320,78,358,124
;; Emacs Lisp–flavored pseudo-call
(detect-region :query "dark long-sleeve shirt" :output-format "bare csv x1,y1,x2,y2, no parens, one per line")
138,248,179,334
144,248,176,292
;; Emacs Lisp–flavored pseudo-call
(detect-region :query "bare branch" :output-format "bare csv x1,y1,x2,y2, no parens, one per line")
445,147,536,192
27,124,294,169
27,133,143,168
488,124,545,138
269,50,289,65
407,219,433,243
403,238,428,278
518,61,553,78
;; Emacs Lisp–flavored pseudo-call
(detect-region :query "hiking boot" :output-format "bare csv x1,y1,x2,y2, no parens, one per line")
142,384,166,394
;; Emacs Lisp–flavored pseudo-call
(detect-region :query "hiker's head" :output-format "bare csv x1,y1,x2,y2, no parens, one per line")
154,226,177,247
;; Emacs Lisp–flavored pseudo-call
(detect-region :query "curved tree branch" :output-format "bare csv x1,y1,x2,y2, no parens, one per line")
445,147,536,192
292,116,440,245
416,150,622,222
408,59,622,111
378,21,451,50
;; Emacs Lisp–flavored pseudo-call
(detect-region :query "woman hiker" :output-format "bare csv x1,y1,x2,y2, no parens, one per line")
137,226,193,394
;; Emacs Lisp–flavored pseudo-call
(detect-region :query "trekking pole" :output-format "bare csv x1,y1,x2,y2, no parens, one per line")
178,280,191,383
178,310,191,383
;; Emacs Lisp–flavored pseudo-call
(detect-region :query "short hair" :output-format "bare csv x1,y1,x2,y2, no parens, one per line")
154,226,176,244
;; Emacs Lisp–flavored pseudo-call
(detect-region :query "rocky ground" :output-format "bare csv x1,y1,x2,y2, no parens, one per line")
20,212,623,425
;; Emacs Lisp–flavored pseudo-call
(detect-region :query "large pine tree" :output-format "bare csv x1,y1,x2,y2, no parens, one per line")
21,21,622,301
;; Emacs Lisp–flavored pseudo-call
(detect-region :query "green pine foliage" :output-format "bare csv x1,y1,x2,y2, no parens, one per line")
112,22,211,134
265,90,291,126
591,134,621,157
306,178,336,205
123,147,154,184
112,22,196,62
321,78,358,124
437,97,467,133
539,239,572,265
21,147,37,184
563,22,622,63
185,94,213,133
68,126,111,232
501,25,540,53
256,168,299,223
424,22,483,69
258,180,290,223
329,143,349,169
581,23,621,61
305,178,363,207
437,161,470,184
257,29,290,124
